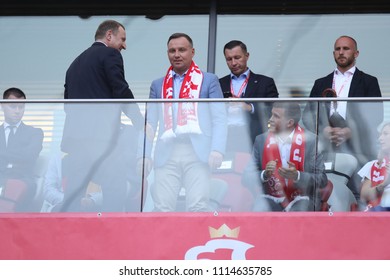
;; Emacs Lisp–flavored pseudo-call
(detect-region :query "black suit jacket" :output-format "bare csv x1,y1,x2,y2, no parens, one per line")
219,71,279,142
64,42,135,100
0,122,44,185
302,68,383,165
62,42,143,153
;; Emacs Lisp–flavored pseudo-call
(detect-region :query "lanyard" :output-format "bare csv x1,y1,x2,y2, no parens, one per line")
332,72,353,97
330,72,352,113
230,72,250,98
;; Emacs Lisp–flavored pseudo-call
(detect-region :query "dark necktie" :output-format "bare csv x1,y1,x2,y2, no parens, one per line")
7,125,16,148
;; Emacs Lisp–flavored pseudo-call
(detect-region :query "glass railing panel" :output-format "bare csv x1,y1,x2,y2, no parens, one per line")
307,99,385,212
0,100,146,213
2,98,388,214
0,100,48,212
240,100,324,212
143,100,230,212
143,99,322,212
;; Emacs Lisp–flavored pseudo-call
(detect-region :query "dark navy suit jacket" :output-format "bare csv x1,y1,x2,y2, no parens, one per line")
0,122,43,185
219,71,279,142
302,68,383,165
62,42,143,153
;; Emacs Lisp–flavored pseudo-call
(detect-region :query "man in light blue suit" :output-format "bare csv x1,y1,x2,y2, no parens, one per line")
146,33,227,212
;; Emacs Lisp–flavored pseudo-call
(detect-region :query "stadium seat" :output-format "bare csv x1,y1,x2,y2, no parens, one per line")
0,179,28,212
212,152,254,212
325,153,358,211
31,154,50,211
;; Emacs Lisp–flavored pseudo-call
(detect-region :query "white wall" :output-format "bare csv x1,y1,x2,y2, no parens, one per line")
1,14,389,99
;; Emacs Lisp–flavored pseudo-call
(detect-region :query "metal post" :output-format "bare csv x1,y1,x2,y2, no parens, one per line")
207,0,217,73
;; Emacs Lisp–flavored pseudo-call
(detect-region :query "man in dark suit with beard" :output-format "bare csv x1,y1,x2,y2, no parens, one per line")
219,40,279,154
61,20,145,212
302,35,383,202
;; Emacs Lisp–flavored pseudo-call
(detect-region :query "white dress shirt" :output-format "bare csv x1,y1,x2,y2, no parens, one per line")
331,66,356,119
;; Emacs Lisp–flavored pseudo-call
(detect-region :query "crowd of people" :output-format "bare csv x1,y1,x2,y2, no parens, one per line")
1,19,388,213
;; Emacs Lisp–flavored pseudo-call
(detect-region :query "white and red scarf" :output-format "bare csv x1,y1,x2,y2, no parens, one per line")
262,125,306,205
161,61,203,140
369,157,388,207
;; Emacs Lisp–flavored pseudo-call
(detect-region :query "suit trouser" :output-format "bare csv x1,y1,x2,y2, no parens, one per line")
61,141,127,212
152,141,211,212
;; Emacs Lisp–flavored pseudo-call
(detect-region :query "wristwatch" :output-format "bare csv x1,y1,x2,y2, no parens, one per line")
262,171,269,182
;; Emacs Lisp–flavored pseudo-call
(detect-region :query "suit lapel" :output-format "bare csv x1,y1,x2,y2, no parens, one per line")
242,71,257,98
219,75,231,93
15,122,25,137
324,73,334,90
221,71,256,98
9,122,26,148
322,73,335,115
0,124,6,150
348,68,361,97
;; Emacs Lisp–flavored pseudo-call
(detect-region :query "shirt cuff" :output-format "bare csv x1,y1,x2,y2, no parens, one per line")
295,171,301,182
261,170,267,182
249,103,254,114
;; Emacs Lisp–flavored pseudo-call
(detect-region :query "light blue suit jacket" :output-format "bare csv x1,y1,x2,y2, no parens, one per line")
147,71,227,167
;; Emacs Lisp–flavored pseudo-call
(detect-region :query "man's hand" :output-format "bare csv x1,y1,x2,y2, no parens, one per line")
80,196,95,209
323,126,351,146
264,159,278,179
229,101,252,112
145,122,155,141
208,151,223,170
278,161,298,180
136,157,153,176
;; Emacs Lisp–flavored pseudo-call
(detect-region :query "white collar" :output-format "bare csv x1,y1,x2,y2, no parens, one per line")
4,121,21,129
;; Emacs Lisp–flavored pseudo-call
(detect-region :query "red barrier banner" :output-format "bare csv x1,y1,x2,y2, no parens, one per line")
0,212,389,260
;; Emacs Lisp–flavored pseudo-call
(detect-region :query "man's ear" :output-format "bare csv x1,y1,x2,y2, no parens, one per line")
287,119,295,129
105,30,112,42
354,50,360,59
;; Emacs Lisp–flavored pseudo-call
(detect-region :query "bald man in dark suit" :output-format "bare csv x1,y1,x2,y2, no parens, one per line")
302,35,383,202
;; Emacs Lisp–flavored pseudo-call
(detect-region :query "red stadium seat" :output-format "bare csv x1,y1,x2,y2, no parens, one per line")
0,179,28,212
212,152,254,212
